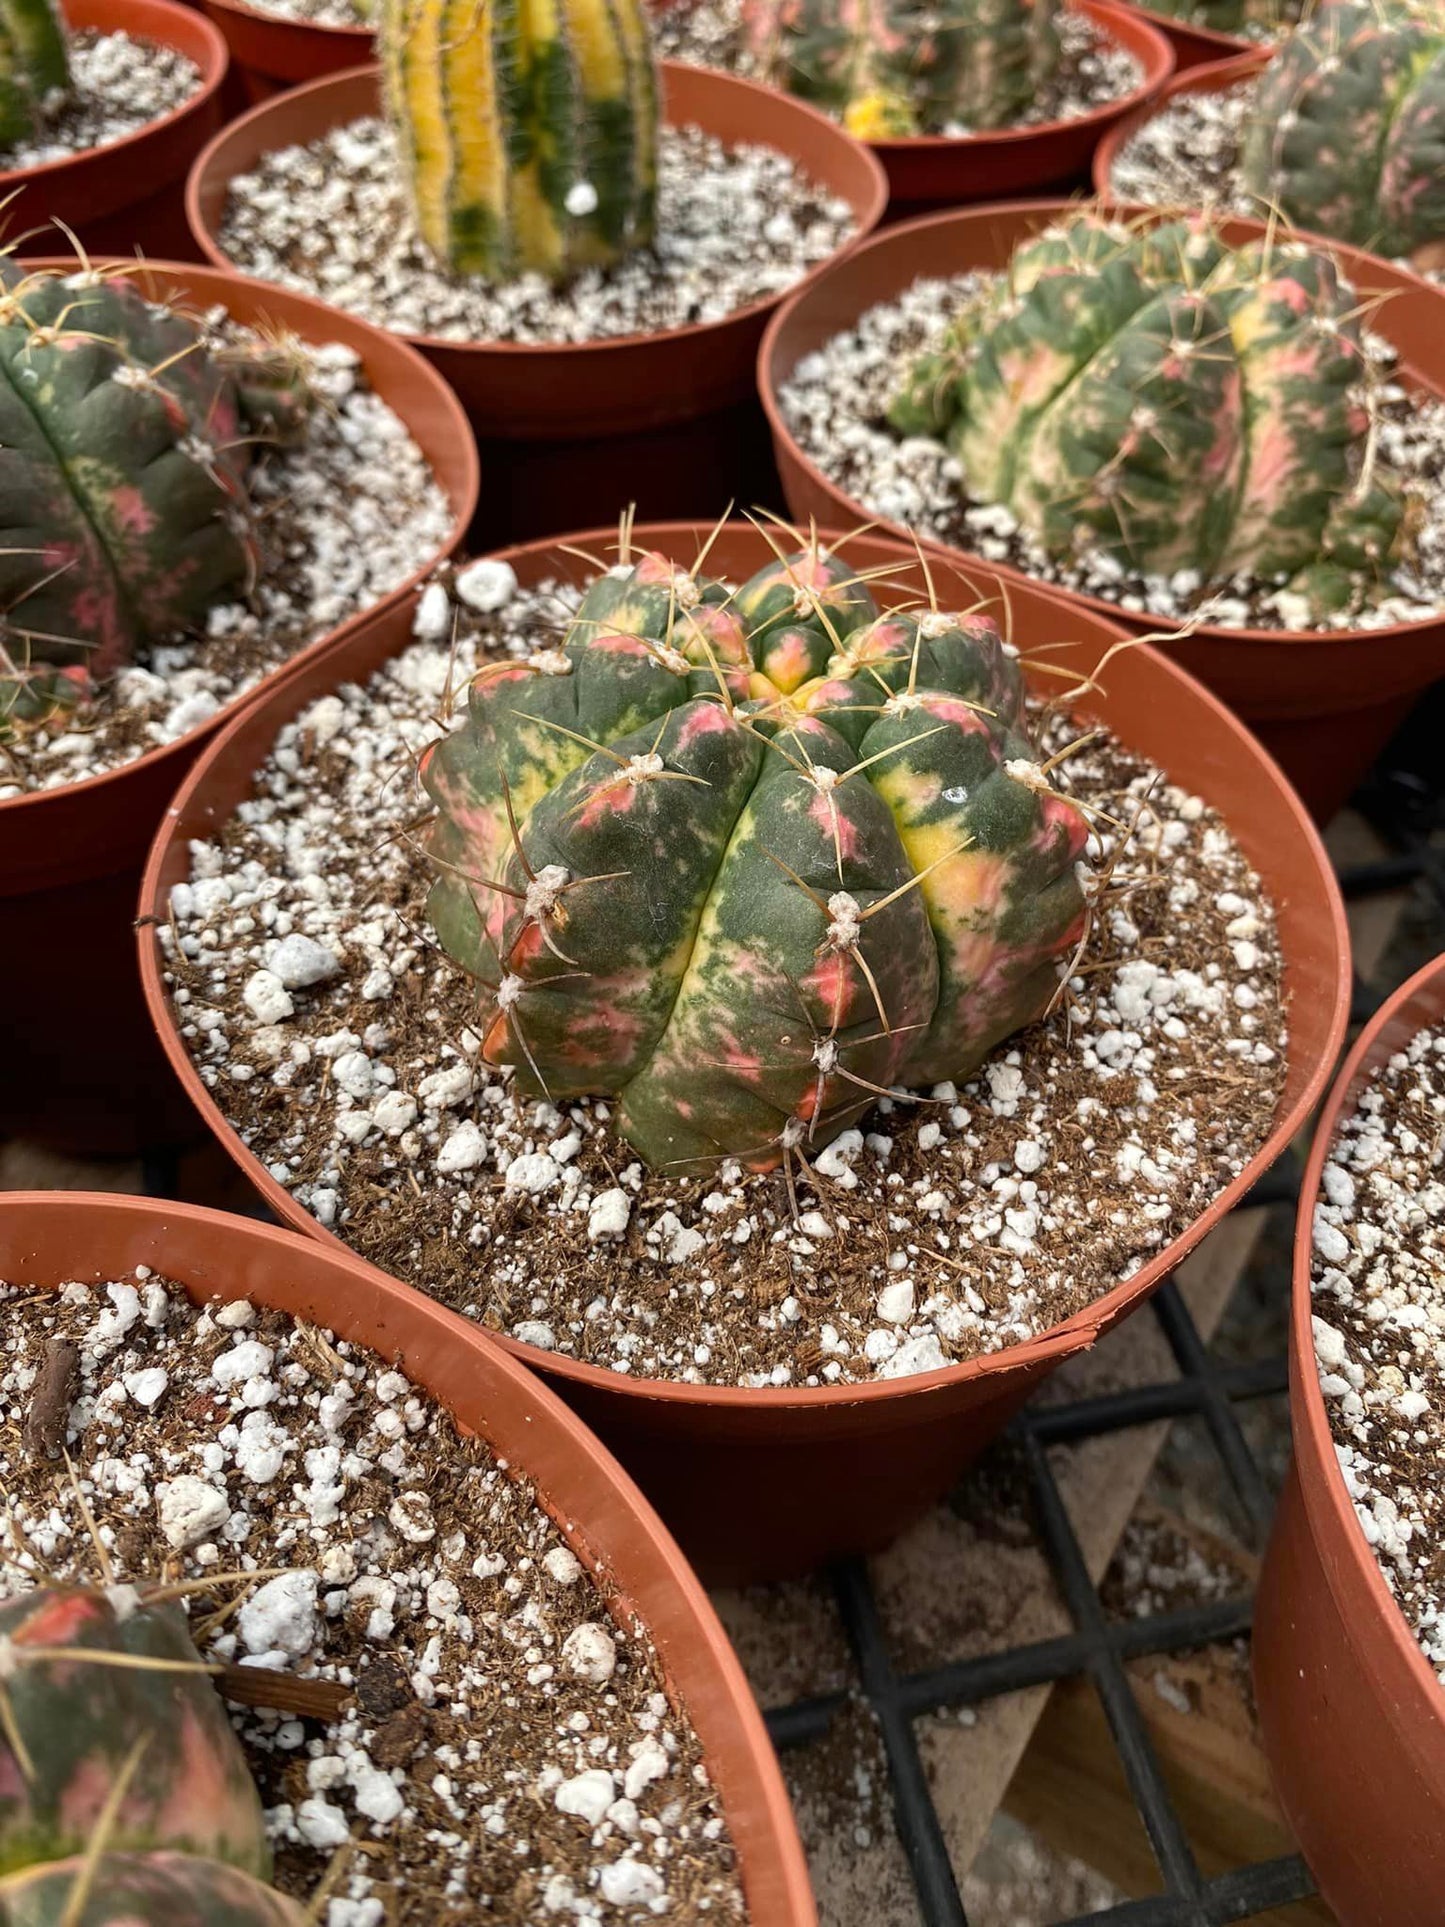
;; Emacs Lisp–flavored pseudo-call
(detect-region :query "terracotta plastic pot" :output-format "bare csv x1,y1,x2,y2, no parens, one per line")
137,520,1351,1584
3,0,227,259
1254,954,1445,1927
1113,0,1272,68
759,198,1445,825
198,0,369,100
0,255,478,1157
0,1191,815,1927
1090,45,1267,194
186,61,888,541
862,0,1173,210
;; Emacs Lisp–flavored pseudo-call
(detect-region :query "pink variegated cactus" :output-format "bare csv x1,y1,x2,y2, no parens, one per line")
421,535,1089,1172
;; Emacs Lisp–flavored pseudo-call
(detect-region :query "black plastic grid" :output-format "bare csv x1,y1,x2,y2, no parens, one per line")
759,691,1445,1926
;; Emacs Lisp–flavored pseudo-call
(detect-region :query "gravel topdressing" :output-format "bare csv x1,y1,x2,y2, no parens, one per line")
234,0,364,26
1310,1017,1445,1686
215,120,857,347
654,0,1143,134
0,1274,747,1922
0,29,201,169
777,267,1445,634
1,324,452,798
157,553,1288,1391
1105,76,1257,215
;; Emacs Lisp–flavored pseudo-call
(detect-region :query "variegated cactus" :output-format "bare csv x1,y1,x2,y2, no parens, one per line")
1241,0,1445,259
421,536,1089,1172
0,262,310,700
380,0,659,283
1137,0,1294,37
0,658,86,747
889,213,1406,616
741,0,1061,134
0,0,67,149
0,1853,308,1926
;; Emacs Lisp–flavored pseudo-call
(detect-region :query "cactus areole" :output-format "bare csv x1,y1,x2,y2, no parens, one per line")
421,541,1090,1173
889,213,1407,617
0,0,68,149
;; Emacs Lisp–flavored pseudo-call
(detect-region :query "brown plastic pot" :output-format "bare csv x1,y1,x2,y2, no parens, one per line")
0,1191,815,1927
198,0,369,100
186,61,888,541
759,198,1445,825
137,519,1351,1584
1090,45,1267,194
1253,954,1445,1926
3,0,228,260
862,0,1173,210
1112,0,1272,69
0,255,478,1157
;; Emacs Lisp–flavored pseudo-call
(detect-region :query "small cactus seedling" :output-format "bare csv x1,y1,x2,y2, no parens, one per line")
888,212,1407,616
741,0,1061,135
421,529,1089,1173
0,656,87,748
1241,0,1445,259
379,0,659,283
0,0,67,149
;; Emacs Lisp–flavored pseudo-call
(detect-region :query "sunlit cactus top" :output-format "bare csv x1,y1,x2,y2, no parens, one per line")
889,212,1407,617
421,531,1090,1173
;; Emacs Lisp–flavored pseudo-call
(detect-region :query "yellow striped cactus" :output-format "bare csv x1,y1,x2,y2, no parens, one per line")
380,0,659,283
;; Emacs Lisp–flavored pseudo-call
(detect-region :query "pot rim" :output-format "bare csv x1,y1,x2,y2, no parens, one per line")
1288,951,1445,1723
1090,44,1270,192
183,58,890,364
202,0,370,41
0,253,478,828
0,1188,816,1927
0,0,229,202
756,194,1445,652
137,517,1352,1419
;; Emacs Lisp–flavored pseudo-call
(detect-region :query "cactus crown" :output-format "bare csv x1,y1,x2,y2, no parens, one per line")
0,261,312,706
888,212,1407,617
421,527,1090,1173
0,0,67,149
1241,0,1445,259
380,0,659,284
1139,0,1295,37
741,0,1061,135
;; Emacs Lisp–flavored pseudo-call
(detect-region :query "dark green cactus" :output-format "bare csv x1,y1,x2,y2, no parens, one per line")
0,657,86,746
421,536,1089,1172
0,1853,308,1926
1137,0,1296,38
0,0,68,149
889,213,1405,615
1241,0,1445,259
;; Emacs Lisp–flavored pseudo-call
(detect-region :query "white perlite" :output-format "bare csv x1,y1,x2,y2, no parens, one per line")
216,118,856,345
1310,1018,1445,1686
0,30,200,169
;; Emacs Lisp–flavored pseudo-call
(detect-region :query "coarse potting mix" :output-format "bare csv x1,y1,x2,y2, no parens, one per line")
0,1271,748,1920
157,536,1288,1390
0,29,202,167
1309,1014,1445,1686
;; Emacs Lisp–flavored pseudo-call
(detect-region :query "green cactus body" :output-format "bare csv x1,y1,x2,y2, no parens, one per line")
0,660,87,744
888,214,1404,609
0,264,309,683
421,541,1088,1172
1241,0,1445,258
0,1853,308,1926
1139,0,1290,36
380,0,659,283
741,0,1060,134
0,1588,270,1878
0,0,67,149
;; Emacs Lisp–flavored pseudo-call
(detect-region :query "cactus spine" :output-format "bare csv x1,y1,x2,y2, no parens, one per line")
0,0,67,149
1240,0,1445,259
741,0,1061,135
889,213,1406,615
421,535,1089,1173
380,0,659,283
1137,0,1292,37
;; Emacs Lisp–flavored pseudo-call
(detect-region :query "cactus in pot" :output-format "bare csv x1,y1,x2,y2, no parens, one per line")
888,212,1407,618
420,534,1090,1172
1240,0,1445,260
0,0,68,149
378,0,659,283
740,0,1061,135
1135,0,1294,36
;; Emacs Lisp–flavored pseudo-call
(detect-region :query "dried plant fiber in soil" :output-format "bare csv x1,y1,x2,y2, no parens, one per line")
0,1275,747,1923
1310,1019,1445,1684
0,29,199,167
158,558,1287,1391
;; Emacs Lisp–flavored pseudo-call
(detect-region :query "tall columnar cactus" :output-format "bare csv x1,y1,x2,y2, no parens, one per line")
0,262,311,696
1240,0,1445,258
380,0,659,283
421,537,1089,1172
0,0,68,149
741,0,1060,135
0,1586,308,1926
889,213,1406,615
